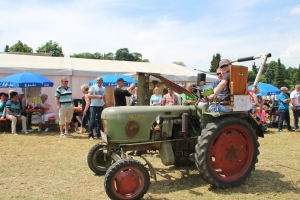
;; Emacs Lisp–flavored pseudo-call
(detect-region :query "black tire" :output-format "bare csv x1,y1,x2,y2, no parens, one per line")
87,142,115,175
195,116,259,188
104,159,150,200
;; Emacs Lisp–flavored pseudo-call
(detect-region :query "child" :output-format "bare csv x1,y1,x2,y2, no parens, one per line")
253,107,262,125
261,105,268,132
261,105,268,123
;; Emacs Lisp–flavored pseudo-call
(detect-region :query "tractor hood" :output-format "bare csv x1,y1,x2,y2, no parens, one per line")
101,105,197,142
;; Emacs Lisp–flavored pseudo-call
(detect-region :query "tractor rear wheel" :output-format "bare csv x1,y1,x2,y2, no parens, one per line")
104,159,150,200
87,142,115,175
195,116,259,188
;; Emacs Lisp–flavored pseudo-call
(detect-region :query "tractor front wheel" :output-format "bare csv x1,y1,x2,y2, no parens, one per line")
87,142,115,175
195,116,259,188
104,159,150,200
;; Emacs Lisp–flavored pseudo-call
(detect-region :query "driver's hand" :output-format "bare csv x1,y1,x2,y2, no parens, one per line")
208,94,214,101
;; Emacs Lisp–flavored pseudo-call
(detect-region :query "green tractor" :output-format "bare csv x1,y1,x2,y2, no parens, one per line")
87,54,271,200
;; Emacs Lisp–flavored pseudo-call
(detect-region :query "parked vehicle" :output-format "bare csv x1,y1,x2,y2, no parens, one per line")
87,54,271,200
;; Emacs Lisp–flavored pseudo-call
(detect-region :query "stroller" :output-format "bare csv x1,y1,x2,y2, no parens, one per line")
266,106,279,127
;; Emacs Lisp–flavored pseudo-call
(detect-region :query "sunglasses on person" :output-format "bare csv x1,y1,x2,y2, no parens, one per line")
217,73,221,75
62,81,69,82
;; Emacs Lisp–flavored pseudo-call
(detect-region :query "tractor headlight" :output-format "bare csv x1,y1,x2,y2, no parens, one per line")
156,115,164,124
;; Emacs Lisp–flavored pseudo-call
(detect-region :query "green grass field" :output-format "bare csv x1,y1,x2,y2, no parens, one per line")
0,127,300,200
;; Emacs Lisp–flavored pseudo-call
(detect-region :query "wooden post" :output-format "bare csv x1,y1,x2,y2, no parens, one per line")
137,73,150,105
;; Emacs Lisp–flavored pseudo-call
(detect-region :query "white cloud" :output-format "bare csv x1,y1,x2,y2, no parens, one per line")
0,0,299,72
280,41,300,68
290,4,300,15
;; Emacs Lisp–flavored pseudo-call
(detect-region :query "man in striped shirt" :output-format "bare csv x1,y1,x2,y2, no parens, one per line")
55,77,74,137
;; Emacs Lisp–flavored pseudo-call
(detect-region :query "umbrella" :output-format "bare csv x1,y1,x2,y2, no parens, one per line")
89,74,138,87
248,82,280,96
0,72,53,88
0,72,54,105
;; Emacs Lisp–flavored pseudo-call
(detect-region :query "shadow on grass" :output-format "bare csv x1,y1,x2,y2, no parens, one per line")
145,167,299,197
209,169,300,195
147,166,205,197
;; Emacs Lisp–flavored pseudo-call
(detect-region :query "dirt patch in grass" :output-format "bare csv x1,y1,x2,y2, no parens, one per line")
0,127,300,200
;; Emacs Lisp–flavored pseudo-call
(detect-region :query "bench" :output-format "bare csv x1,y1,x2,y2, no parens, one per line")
48,117,56,124
0,118,9,132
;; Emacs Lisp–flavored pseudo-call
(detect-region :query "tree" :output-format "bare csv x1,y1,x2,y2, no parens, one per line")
173,61,186,67
209,53,221,72
285,67,298,88
264,61,277,84
259,74,267,83
4,45,9,52
93,52,102,59
252,62,258,74
71,52,103,59
103,52,114,60
36,40,64,57
131,52,142,61
295,67,300,85
274,58,285,88
9,40,33,52
114,48,149,62
115,48,133,61
248,71,256,83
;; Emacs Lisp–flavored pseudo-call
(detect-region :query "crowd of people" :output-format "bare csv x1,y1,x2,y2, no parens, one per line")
248,85,300,132
1,62,300,138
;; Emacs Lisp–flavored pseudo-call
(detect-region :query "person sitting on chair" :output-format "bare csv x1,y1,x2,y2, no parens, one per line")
38,94,56,132
5,91,28,135
182,83,198,105
209,59,231,101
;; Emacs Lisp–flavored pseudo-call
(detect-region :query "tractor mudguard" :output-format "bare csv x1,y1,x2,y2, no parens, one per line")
202,111,264,138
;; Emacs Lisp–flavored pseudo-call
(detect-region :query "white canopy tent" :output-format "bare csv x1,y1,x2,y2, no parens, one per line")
0,53,217,81
0,53,218,114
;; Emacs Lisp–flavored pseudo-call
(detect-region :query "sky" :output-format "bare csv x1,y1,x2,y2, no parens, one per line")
0,0,299,72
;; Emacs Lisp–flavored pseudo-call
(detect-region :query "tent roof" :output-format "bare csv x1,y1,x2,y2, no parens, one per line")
0,53,218,82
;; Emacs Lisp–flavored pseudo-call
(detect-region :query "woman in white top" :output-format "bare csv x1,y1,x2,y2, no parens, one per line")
251,87,260,114
150,87,162,106
130,87,138,106
38,94,56,132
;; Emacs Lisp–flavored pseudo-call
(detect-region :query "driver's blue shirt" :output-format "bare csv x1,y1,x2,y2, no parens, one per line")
213,80,224,94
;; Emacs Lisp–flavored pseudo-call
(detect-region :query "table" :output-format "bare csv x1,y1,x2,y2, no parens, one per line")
26,109,43,127
26,109,43,113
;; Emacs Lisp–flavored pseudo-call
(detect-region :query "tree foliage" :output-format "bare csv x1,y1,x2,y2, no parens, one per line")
274,58,285,88
248,71,256,83
114,48,149,62
209,53,221,72
9,40,33,53
71,52,103,59
103,52,114,60
4,45,9,52
295,68,300,86
36,40,64,57
70,48,149,62
173,61,186,67
252,62,257,74
264,61,277,84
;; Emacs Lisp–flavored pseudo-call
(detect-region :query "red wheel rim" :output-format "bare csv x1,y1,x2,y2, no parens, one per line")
209,125,254,181
111,166,145,199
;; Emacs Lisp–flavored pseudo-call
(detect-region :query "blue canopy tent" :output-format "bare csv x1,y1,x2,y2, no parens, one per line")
248,82,280,96
89,74,138,87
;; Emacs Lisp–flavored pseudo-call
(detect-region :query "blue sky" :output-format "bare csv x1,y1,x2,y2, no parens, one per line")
0,0,299,71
